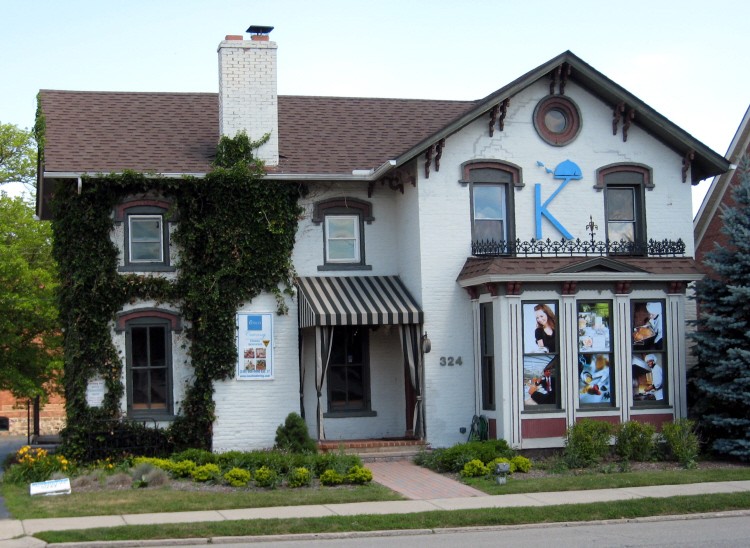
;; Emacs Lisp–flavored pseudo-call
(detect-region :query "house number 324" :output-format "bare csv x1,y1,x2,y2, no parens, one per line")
439,356,463,366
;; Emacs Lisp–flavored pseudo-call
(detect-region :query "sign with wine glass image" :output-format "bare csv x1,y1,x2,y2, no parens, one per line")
522,302,561,409
237,313,274,380
577,301,614,406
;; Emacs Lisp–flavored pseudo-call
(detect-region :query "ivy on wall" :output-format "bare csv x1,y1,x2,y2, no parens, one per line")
49,129,303,457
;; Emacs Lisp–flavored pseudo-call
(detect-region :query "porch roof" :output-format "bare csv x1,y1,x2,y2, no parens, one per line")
296,276,423,328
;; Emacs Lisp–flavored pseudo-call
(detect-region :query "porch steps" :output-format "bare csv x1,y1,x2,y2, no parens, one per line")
318,439,427,462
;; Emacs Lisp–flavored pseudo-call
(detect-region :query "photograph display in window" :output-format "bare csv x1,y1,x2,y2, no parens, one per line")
577,301,614,406
631,301,667,404
522,302,560,409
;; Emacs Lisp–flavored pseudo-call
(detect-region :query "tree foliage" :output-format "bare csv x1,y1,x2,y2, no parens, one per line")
690,157,750,460
0,195,60,398
0,122,36,188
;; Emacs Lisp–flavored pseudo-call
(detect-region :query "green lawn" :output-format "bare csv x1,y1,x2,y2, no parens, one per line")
36,492,750,544
1,482,401,520
5,465,749,520
463,466,750,495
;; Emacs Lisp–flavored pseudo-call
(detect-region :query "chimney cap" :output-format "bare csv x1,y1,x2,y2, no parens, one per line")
246,25,274,35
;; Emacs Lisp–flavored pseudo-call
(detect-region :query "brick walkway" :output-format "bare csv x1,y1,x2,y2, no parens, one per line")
367,460,486,500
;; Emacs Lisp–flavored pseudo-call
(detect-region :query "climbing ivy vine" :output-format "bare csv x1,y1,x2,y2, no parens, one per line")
50,130,303,457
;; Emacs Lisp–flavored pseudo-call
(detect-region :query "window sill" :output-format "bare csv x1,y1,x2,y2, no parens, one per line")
521,408,564,414
317,264,373,271
119,265,176,273
324,410,377,418
576,406,620,412
630,405,673,411
127,412,176,421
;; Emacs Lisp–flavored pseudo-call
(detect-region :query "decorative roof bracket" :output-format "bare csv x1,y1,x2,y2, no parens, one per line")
549,63,571,95
613,102,636,142
424,145,434,179
682,150,695,183
435,138,445,172
369,168,416,198
489,105,499,137
498,98,510,131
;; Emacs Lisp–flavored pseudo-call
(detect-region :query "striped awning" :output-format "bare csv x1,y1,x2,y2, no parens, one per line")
296,276,423,328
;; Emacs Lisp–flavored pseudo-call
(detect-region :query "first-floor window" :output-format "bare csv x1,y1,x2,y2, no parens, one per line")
577,301,615,408
522,301,561,410
631,300,668,406
327,326,369,412
126,319,172,416
480,302,495,410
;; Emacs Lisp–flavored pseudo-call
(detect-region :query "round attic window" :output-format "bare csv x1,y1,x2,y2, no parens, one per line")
533,96,581,146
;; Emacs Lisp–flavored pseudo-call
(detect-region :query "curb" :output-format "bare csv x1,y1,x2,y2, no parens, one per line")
45,509,750,547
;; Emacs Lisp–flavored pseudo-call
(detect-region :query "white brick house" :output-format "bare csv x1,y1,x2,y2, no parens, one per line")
37,28,729,451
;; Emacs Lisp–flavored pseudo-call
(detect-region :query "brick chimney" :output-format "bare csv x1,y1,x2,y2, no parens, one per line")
217,26,278,166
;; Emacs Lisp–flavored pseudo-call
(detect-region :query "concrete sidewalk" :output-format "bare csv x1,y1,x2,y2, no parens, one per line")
0,480,748,546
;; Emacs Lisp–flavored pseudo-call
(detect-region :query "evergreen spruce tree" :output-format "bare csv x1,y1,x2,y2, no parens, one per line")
690,158,750,460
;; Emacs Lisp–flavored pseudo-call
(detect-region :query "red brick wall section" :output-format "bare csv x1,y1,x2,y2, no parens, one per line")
0,391,66,436
521,417,567,438
631,413,674,432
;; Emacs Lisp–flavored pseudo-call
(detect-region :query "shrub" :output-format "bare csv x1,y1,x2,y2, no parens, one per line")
615,421,656,462
564,420,614,468
460,459,490,478
130,462,156,487
313,452,362,476
171,449,217,466
144,467,169,487
489,457,516,474
169,459,197,478
319,469,344,486
216,451,245,470
132,457,174,474
345,465,373,484
191,463,221,482
3,446,72,484
104,472,132,489
510,455,532,473
661,419,700,469
424,440,515,473
223,467,252,487
275,413,317,454
287,467,312,488
254,465,280,488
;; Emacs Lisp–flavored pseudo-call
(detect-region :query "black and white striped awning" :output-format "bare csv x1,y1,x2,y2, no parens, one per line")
296,276,423,328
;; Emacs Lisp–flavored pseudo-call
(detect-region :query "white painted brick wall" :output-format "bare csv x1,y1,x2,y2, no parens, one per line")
218,39,279,166
411,81,695,447
292,183,401,276
212,291,299,451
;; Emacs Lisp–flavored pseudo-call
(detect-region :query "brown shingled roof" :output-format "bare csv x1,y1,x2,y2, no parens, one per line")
39,90,476,175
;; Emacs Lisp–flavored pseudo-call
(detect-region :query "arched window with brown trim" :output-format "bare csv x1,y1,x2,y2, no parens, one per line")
462,161,521,255
597,164,651,254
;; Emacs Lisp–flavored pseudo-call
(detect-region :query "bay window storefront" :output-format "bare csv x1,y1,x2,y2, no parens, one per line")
463,257,699,449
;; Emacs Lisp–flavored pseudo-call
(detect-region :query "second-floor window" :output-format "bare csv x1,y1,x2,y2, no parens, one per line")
599,165,650,253
465,162,520,254
325,215,360,263
313,197,373,271
129,215,164,263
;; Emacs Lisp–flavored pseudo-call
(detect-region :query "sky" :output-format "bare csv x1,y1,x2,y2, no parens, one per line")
2,0,747,213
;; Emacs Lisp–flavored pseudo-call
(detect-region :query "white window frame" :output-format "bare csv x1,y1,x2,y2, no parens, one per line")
325,215,361,263
128,214,164,263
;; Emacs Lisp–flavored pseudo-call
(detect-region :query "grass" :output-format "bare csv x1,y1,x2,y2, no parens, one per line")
35,492,750,544
463,466,750,495
1,482,401,520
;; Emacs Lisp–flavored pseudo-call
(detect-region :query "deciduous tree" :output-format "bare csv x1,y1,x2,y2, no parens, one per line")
0,195,60,398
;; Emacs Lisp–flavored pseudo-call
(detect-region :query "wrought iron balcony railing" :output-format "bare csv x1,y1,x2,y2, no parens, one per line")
471,238,686,258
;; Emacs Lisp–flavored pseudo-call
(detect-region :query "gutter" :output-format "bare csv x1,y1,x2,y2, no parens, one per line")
44,160,399,184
